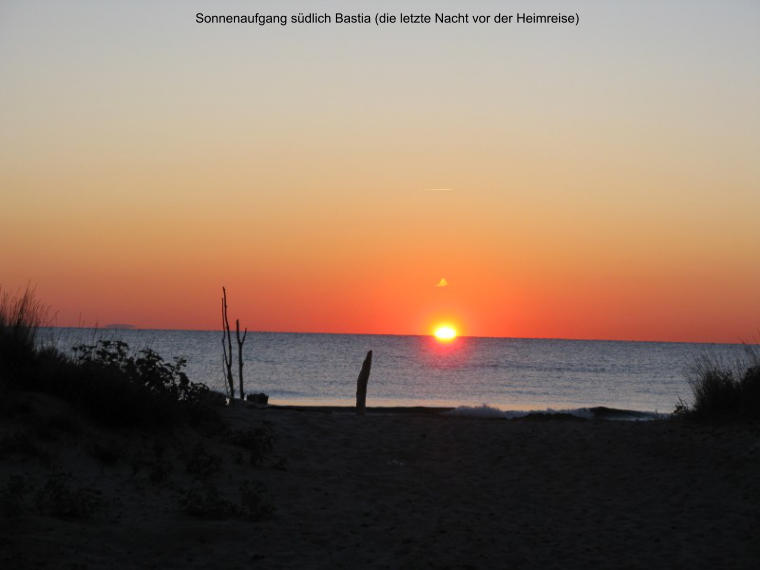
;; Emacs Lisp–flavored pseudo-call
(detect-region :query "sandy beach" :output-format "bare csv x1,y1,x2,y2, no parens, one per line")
2,394,759,569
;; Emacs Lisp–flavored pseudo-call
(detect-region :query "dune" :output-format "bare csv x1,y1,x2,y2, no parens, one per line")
2,395,759,568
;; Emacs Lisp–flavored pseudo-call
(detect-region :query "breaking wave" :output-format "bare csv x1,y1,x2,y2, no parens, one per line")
446,404,666,421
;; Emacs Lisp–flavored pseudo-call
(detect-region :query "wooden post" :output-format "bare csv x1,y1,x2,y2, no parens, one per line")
355,350,372,415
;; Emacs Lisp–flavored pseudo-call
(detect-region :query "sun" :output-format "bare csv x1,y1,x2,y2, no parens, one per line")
433,325,457,342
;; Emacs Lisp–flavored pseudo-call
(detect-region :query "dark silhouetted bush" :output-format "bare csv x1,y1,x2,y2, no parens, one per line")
1,288,221,428
676,350,760,422
67,340,219,426
72,340,210,403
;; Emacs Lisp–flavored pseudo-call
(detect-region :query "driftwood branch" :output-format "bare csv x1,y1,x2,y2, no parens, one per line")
236,318,248,401
221,287,234,400
355,350,372,415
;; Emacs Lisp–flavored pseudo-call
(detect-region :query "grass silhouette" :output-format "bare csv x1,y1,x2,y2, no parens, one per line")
676,348,760,422
0,286,219,428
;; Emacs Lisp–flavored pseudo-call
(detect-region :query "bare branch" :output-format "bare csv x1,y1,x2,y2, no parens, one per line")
236,318,247,401
221,287,234,400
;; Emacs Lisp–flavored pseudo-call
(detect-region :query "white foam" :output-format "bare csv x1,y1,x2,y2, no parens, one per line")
445,404,666,421
446,404,511,418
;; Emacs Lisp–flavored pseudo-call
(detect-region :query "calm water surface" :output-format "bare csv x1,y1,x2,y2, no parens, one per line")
42,328,755,413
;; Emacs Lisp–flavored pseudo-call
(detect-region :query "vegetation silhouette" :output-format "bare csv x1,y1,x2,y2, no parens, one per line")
221,286,249,401
674,348,760,422
1,286,275,528
1,286,218,428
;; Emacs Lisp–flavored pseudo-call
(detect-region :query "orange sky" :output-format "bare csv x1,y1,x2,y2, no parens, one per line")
1,1,759,343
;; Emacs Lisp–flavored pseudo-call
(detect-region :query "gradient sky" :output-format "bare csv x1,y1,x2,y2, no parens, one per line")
1,0,759,342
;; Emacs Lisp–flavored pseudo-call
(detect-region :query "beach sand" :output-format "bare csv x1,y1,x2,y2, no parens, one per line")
2,396,759,569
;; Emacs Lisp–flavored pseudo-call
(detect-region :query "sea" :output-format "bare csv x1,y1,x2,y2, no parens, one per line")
40,328,756,416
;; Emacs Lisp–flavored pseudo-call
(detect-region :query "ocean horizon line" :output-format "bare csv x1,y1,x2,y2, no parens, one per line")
43,325,756,347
